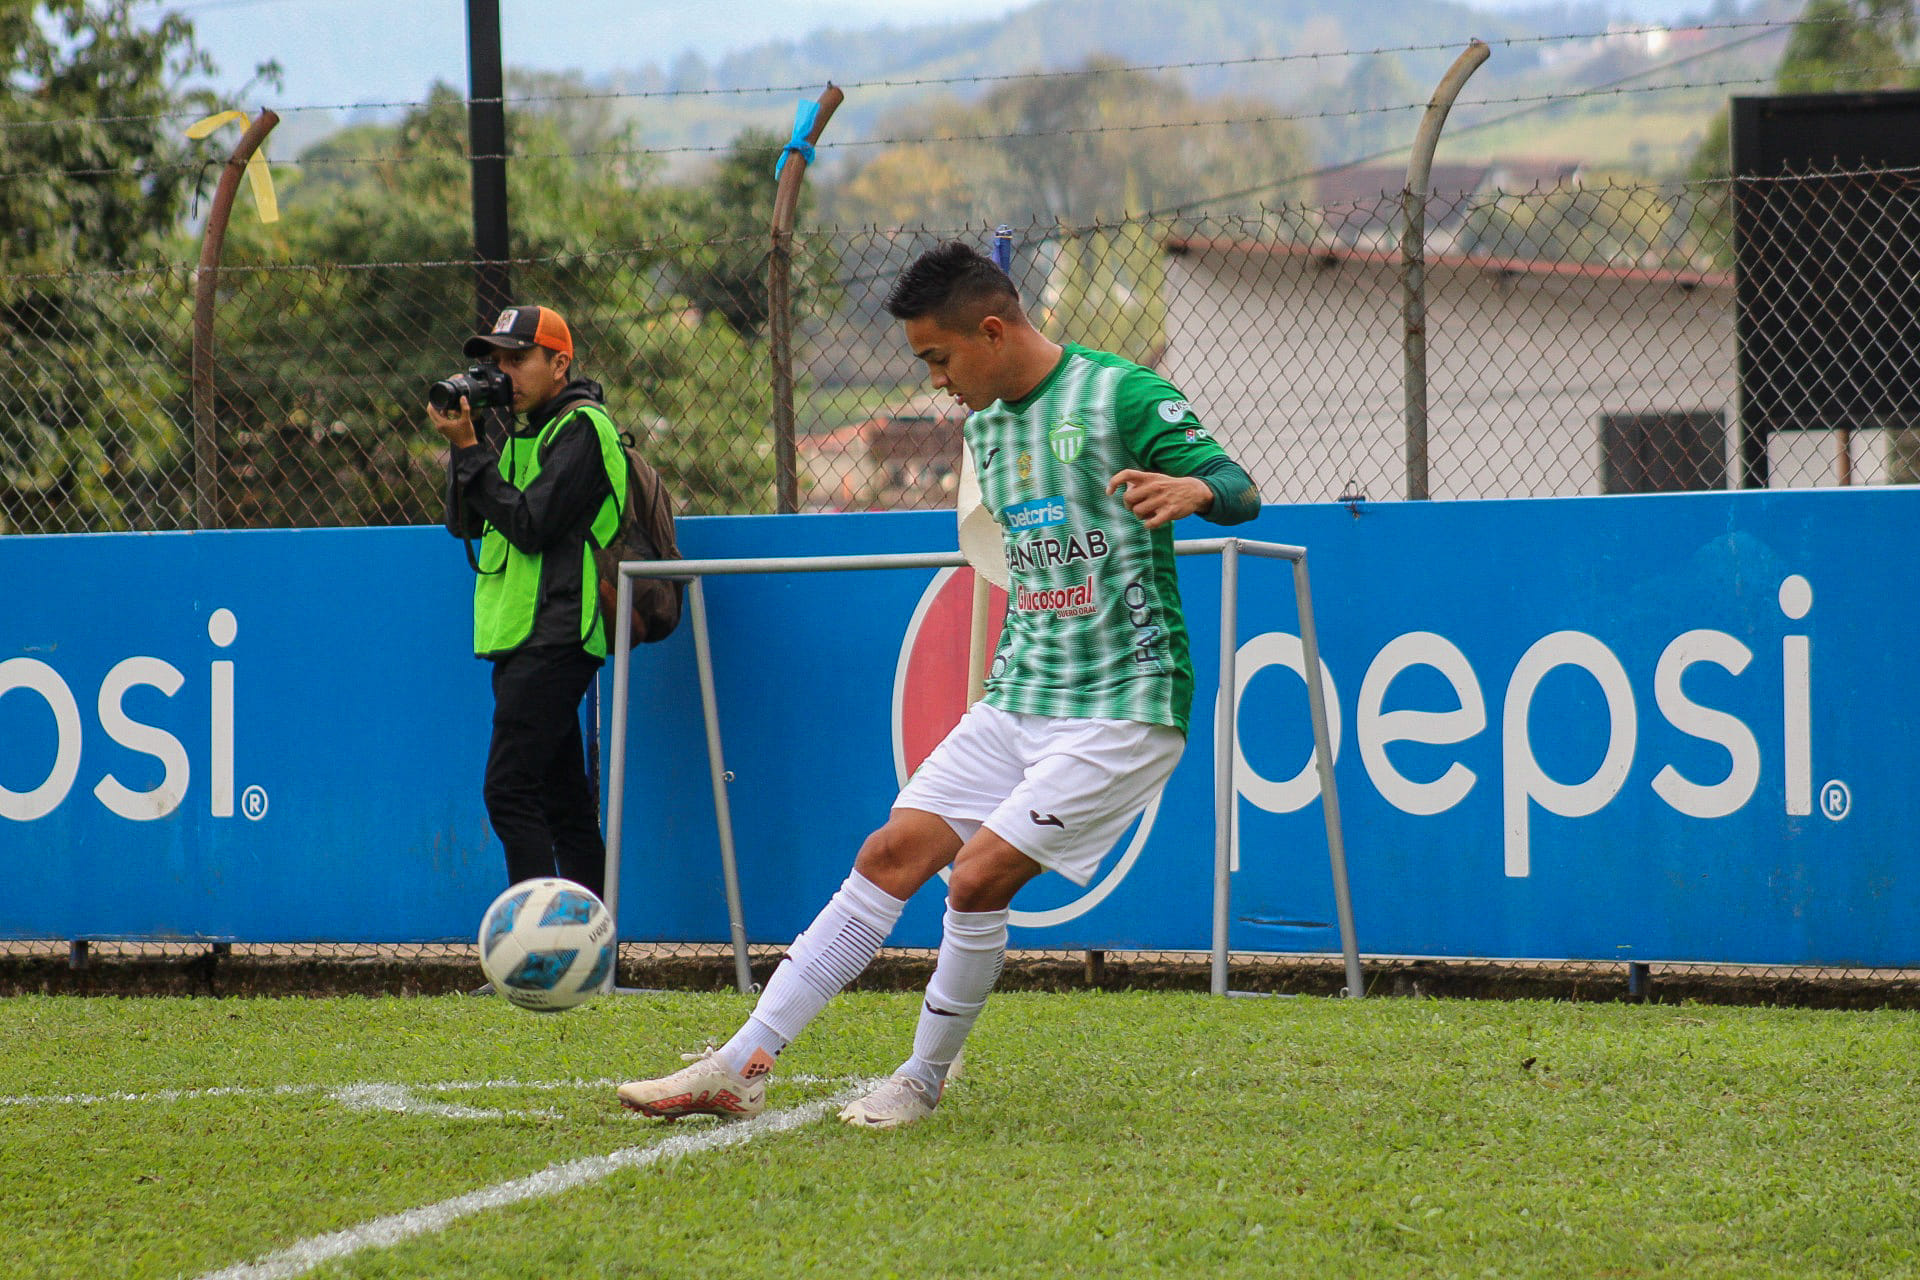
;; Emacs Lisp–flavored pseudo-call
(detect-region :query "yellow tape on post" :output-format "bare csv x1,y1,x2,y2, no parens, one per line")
186,110,280,224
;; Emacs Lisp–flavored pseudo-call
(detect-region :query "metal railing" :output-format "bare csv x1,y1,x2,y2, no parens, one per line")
600,538,1362,998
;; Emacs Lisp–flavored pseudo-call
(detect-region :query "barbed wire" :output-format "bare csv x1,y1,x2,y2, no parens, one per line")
0,226,775,283
8,50,1891,187
1144,23,1790,219
0,13,1816,133
26,159,1917,291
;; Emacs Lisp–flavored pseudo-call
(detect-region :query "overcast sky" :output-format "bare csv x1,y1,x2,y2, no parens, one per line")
164,0,1704,115
166,0,1041,112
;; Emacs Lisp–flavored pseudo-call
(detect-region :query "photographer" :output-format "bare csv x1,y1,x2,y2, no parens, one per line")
430,305,626,899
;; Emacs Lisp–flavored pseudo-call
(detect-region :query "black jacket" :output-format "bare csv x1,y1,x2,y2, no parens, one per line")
445,378,616,656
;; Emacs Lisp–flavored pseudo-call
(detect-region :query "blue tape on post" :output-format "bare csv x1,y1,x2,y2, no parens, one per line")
775,100,820,179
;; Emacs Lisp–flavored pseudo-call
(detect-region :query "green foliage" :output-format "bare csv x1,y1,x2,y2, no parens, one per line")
1040,219,1166,366
209,85,783,521
0,0,227,531
1689,0,1920,180
659,129,783,338
0,0,216,269
827,58,1312,227
1309,53,1424,168
1776,0,1916,94
1459,180,1717,271
7,992,1920,1278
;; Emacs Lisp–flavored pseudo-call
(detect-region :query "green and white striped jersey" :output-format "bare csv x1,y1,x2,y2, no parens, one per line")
970,343,1234,735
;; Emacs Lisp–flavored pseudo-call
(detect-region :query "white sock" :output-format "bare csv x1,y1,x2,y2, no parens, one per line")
717,870,905,1074
898,902,1007,1094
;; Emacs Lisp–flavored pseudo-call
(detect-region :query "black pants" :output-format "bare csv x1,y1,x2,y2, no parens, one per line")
485,646,606,899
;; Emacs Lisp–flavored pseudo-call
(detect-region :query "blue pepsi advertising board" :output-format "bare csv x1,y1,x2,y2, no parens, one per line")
1,488,1915,967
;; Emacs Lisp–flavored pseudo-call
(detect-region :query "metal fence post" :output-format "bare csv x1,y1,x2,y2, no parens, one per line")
1402,40,1489,502
465,0,512,332
191,109,278,532
768,83,844,514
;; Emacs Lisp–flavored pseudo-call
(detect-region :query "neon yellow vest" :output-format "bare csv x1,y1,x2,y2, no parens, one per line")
472,403,627,658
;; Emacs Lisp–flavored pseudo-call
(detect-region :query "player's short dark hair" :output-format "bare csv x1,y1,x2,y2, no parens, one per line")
883,240,1022,328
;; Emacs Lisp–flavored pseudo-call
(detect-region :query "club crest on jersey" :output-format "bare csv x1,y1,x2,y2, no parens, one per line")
1048,417,1086,464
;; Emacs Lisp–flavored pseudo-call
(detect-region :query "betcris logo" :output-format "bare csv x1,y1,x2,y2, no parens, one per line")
0,608,262,823
1230,575,1837,878
1003,496,1066,531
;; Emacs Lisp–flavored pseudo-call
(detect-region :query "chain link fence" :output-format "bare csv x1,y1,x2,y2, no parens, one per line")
8,165,1918,1000
7,167,1915,537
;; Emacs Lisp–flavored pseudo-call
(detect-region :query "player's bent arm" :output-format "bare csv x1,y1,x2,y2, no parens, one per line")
1187,454,1261,526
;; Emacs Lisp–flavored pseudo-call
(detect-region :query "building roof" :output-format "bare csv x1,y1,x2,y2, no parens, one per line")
800,392,965,462
1313,159,1588,243
1162,234,1732,291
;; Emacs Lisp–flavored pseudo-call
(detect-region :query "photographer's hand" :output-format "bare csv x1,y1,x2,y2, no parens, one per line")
428,395,479,449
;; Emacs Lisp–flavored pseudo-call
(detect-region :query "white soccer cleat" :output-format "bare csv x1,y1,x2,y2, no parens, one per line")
617,1047,770,1120
838,1074,940,1129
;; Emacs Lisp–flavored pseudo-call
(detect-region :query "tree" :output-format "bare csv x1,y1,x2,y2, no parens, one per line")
0,0,246,532
1459,179,1697,270
661,129,784,338
1776,0,1915,93
1039,216,1165,367
1313,54,1423,168
1,0,218,269
207,83,781,522
827,59,1312,228
1690,0,1918,180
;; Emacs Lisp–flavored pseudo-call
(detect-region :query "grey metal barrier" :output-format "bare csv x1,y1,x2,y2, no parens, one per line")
601,539,1362,999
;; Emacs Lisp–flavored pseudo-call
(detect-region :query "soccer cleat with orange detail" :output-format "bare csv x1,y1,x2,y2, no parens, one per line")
617,1046,770,1119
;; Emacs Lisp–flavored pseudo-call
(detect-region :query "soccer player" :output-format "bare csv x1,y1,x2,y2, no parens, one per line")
617,240,1260,1128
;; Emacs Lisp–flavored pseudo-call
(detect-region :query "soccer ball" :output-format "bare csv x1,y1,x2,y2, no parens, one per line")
476,878,615,1012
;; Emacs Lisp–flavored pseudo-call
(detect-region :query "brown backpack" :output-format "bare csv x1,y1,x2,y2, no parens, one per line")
592,436,684,646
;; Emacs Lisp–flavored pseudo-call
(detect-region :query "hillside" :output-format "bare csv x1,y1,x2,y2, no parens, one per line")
280,0,1807,200
578,0,1803,188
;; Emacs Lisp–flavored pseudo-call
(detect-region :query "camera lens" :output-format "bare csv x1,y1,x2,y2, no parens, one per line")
427,375,466,413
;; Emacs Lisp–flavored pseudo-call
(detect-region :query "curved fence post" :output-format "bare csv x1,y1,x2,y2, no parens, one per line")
768,83,845,514
191,109,279,531
1403,41,1488,501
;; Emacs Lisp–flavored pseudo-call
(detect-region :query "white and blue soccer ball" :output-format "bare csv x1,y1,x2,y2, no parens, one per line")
476,878,614,1012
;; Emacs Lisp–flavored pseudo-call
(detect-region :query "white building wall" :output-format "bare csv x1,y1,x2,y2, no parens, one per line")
1153,245,1882,503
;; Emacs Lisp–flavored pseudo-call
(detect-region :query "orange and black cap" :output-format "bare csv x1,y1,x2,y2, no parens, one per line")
464,305,573,359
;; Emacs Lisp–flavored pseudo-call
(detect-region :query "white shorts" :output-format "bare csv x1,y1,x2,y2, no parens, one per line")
894,701,1186,886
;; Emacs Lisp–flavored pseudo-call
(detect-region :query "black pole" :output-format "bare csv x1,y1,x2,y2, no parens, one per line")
466,0,511,332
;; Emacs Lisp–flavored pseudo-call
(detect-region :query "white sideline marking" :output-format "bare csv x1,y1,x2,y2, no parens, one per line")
0,1073,842,1110
0,1077,621,1108
191,1085,868,1280
327,1083,557,1120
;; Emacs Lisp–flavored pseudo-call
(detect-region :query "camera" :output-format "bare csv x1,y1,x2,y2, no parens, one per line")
428,363,514,413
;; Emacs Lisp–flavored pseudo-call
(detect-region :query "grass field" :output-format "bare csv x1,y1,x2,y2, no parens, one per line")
6,990,1919,1279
